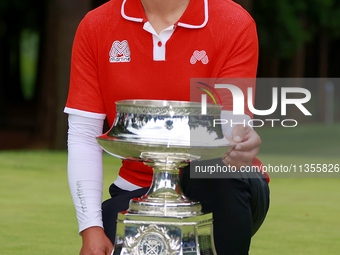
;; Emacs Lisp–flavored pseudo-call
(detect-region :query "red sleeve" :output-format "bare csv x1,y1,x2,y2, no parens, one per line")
65,16,106,115
216,18,259,118
219,19,258,78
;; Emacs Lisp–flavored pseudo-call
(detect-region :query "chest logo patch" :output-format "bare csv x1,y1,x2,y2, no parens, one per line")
190,50,209,65
109,40,131,63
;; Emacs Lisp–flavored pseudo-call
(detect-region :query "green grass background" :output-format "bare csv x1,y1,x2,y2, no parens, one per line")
0,124,339,254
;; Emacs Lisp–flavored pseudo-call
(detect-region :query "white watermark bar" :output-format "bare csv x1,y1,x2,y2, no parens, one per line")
189,161,340,179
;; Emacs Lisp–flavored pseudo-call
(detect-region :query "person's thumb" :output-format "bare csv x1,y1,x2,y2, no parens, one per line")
231,125,249,142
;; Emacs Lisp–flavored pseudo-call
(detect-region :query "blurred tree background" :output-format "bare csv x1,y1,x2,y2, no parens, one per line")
0,0,339,150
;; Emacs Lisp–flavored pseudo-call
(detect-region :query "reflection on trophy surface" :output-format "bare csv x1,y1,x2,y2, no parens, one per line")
96,100,233,255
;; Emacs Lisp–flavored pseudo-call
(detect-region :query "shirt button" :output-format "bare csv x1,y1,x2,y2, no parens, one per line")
157,41,162,47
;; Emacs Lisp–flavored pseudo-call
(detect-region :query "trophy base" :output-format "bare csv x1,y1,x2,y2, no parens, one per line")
113,212,217,255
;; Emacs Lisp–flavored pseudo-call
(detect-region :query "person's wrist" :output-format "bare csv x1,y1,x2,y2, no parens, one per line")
81,226,105,239
79,226,113,255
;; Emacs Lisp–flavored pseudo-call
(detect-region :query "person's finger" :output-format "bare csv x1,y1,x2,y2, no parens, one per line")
231,125,251,141
222,156,249,169
232,135,243,142
224,125,249,144
229,149,259,162
233,131,261,151
223,132,235,144
234,138,260,151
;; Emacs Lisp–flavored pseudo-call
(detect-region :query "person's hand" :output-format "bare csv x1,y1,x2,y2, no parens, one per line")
80,227,113,255
222,125,261,169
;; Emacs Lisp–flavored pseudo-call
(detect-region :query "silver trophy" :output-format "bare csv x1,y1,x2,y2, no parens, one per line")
97,100,233,255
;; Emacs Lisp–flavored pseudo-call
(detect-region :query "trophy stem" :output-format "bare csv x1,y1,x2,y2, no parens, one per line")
145,168,183,201
140,151,200,201
127,152,202,217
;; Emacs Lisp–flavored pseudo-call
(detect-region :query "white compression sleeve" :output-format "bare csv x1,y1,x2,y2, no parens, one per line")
67,114,105,233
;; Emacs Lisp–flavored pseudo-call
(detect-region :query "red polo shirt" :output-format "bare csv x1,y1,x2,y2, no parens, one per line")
65,0,268,186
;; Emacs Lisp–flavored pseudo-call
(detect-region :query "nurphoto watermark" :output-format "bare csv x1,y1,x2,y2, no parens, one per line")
198,82,312,128
189,78,339,179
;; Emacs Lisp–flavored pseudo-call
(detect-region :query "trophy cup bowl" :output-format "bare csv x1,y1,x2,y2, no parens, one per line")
96,100,233,255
